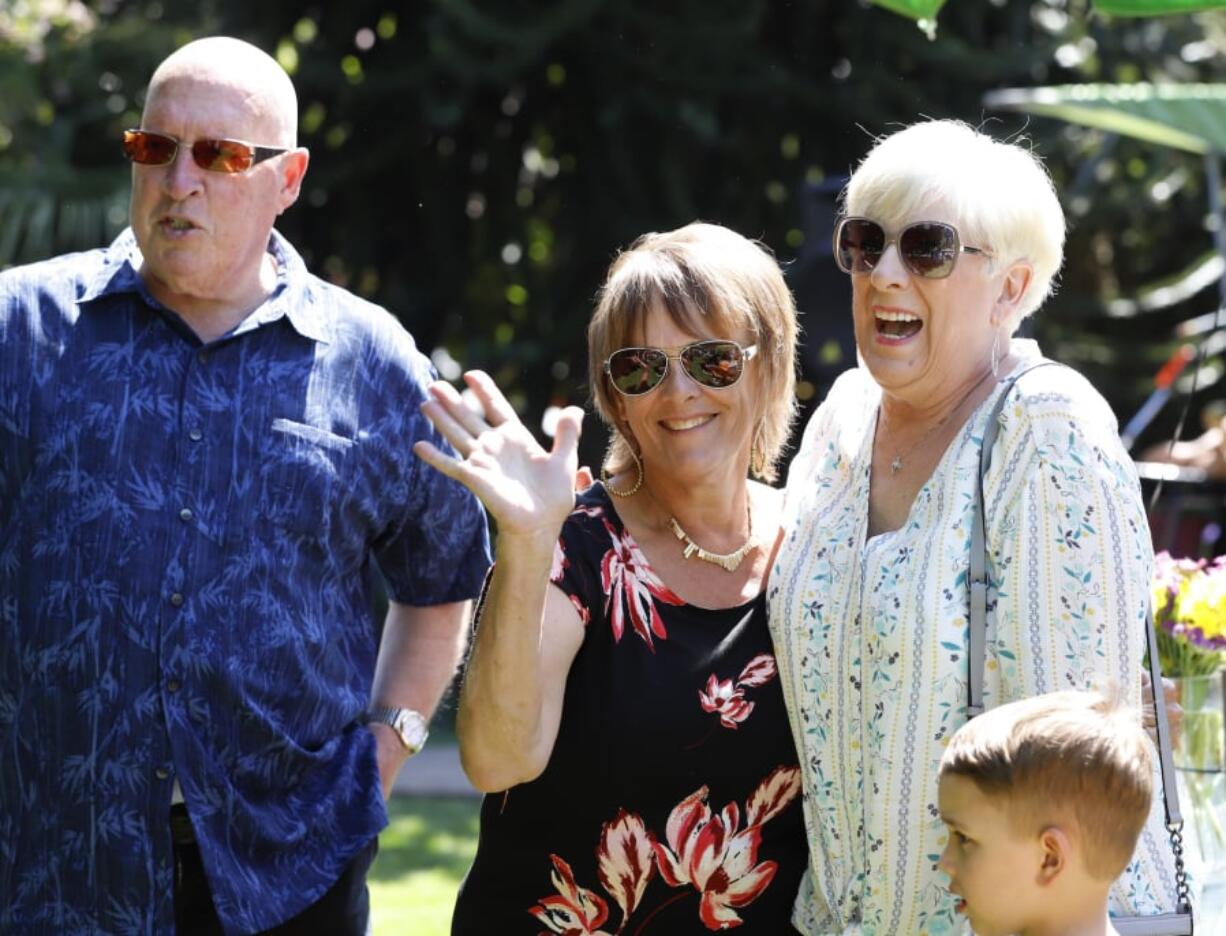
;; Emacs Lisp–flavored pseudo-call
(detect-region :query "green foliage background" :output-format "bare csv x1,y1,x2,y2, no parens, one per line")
5,0,1226,463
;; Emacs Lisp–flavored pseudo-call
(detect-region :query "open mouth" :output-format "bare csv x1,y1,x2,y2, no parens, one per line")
874,310,922,340
158,216,200,235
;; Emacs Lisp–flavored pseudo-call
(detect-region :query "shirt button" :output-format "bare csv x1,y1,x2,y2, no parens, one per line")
188,428,204,442
170,592,184,607
155,766,171,780
167,679,181,693
179,507,193,522
197,350,209,364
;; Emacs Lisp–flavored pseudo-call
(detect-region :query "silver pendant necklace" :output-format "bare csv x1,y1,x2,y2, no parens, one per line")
882,368,995,475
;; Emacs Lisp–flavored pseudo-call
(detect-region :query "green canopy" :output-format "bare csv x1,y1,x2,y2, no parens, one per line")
983,84,1226,156
1093,0,1226,13
871,0,1226,31
985,81,1226,354
868,0,946,22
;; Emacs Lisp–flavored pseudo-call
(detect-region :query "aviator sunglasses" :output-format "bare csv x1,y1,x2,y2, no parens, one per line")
123,128,288,174
604,340,758,396
833,216,990,280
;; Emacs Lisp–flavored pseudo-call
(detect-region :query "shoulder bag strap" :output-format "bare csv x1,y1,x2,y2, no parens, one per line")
968,360,1192,918
968,362,1056,716
1143,604,1193,915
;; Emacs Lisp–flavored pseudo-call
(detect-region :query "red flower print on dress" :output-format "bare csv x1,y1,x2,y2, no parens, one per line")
529,854,615,935
551,503,606,584
599,519,683,651
595,810,655,932
551,538,568,583
733,653,777,688
567,594,591,626
745,765,802,827
698,676,754,729
552,539,591,625
698,654,778,729
651,767,800,931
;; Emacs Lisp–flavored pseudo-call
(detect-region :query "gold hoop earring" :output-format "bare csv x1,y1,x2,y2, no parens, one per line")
601,447,643,497
750,430,766,477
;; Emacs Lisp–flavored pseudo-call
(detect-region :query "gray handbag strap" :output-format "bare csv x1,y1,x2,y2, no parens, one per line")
968,361,1191,915
967,365,1052,718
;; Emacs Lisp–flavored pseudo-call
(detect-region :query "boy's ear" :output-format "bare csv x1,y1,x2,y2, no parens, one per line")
1036,825,1071,886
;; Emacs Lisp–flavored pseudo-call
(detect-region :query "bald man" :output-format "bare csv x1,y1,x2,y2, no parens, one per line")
0,37,490,934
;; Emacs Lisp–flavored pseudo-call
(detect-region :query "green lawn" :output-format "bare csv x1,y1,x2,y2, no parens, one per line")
370,796,480,935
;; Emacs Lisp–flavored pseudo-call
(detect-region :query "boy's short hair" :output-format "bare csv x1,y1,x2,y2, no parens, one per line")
940,690,1153,880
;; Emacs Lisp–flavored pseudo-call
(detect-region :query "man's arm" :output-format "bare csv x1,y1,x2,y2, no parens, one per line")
368,598,471,799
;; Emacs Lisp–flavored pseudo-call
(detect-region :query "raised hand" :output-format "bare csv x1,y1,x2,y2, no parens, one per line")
413,370,585,538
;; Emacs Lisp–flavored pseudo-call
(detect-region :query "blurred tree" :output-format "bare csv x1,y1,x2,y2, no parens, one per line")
0,1,209,264
2,0,1225,463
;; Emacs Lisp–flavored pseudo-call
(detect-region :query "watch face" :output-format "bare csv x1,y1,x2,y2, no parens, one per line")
392,710,429,752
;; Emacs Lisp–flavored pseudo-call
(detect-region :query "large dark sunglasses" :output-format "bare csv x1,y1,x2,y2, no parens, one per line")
605,340,758,396
123,128,288,174
833,216,990,280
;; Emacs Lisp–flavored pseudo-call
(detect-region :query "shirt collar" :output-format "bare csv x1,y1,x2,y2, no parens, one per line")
257,230,332,345
77,227,332,345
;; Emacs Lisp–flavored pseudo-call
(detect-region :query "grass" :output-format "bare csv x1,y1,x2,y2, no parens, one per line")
369,796,480,935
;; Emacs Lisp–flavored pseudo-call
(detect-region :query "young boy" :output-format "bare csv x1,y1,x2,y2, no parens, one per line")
937,690,1154,936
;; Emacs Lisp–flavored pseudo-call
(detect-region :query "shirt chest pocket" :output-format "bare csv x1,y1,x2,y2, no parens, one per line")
252,417,355,539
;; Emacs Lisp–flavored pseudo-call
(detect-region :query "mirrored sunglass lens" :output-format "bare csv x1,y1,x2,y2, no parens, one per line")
838,220,885,273
900,223,957,277
609,349,667,394
192,139,254,173
125,131,176,164
682,342,743,387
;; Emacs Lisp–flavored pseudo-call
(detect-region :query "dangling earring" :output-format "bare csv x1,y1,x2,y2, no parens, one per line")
990,330,1002,380
750,429,766,478
602,447,643,497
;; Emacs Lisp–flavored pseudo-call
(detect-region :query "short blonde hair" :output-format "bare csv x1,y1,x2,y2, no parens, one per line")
587,222,798,483
844,120,1066,328
940,690,1152,880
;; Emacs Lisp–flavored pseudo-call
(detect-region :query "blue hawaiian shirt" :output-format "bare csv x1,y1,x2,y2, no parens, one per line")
0,229,491,934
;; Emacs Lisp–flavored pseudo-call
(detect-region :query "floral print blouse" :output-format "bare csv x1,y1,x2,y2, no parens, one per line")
768,341,1178,935
451,484,808,934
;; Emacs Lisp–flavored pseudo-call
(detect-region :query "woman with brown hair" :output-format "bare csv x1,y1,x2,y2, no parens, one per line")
417,222,808,933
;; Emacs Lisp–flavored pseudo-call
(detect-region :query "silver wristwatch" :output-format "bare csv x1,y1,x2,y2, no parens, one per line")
366,706,429,756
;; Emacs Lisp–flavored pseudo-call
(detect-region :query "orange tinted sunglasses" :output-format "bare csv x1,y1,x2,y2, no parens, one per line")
123,128,287,174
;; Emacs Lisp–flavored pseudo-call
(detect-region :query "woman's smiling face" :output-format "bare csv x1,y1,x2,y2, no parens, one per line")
849,203,1008,407
613,303,760,488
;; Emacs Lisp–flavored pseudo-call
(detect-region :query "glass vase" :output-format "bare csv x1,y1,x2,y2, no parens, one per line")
1172,672,1226,879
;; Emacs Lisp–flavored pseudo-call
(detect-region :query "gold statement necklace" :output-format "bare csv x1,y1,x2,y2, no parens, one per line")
881,368,995,475
669,500,754,573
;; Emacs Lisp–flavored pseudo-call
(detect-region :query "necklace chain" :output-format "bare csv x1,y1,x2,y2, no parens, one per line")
882,369,996,475
669,500,754,573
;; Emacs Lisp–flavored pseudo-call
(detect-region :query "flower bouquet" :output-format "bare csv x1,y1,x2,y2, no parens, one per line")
1153,551,1226,679
1151,551,1226,874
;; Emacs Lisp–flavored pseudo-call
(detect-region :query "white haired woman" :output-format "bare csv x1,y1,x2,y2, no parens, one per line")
417,223,809,933
769,120,1181,933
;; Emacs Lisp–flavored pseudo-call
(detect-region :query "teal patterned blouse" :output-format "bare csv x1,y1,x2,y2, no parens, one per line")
769,341,1178,935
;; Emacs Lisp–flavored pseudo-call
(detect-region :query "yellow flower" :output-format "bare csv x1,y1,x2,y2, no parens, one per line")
1179,570,1226,641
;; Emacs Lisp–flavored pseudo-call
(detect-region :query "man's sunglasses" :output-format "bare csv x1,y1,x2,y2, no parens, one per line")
833,217,990,280
604,340,758,396
123,128,288,174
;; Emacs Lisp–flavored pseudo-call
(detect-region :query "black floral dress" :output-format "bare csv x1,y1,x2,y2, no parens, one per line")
451,484,807,935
